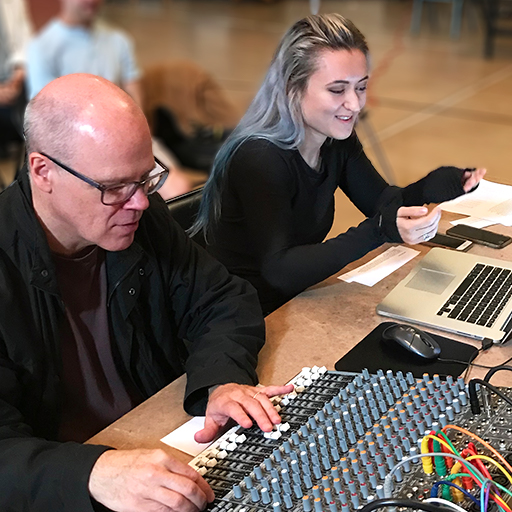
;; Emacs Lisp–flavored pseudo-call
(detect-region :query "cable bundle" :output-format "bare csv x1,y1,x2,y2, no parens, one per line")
374,426,512,512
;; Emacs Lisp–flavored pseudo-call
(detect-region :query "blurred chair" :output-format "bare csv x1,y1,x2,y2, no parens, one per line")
165,187,205,247
0,88,27,189
142,61,239,173
478,0,512,57
153,137,207,200
410,0,464,38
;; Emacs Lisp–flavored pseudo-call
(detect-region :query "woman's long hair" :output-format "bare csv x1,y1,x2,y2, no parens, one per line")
189,13,369,238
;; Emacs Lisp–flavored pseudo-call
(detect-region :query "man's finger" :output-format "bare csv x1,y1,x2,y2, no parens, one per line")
218,400,255,430
237,398,274,432
259,384,294,398
158,472,209,512
254,393,283,425
149,488,194,512
194,416,223,444
397,206,429,219
163,454,215,503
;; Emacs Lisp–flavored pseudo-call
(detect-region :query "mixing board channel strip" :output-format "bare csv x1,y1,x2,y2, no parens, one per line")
190,367,512,512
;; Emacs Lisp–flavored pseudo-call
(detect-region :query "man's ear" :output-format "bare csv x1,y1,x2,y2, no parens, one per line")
29,153,54,193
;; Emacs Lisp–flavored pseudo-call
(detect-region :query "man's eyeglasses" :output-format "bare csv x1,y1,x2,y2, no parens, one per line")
40,152,169,206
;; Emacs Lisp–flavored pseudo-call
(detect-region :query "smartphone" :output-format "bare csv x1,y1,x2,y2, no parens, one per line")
424,233,473,251
446,225,512,249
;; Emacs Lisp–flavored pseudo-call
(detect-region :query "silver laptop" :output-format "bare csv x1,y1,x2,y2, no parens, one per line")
376,247,512,343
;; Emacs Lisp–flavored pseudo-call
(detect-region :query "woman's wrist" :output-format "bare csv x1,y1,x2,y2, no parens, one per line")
401,166,470,206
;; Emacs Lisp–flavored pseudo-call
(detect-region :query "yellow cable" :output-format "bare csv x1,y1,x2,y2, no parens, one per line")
491,493,512,512
423,434,457,454
466,455,512,486
448,459,511,511
451,462,462,474
421,436,434,474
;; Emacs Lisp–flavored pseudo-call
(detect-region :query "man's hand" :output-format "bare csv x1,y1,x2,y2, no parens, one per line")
396,206,441,245
195,383,295,444
463,167,486,193
88,449,215,512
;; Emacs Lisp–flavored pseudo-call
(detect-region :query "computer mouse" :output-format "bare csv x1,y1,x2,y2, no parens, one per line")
382,323,441,360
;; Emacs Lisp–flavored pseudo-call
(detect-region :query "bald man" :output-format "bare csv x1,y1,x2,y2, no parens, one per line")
0,74,292,512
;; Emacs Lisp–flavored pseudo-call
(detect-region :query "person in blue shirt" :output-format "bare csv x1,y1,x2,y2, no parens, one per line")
26,0,141,105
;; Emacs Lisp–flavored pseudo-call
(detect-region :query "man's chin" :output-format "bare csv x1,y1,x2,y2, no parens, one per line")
99,234,136,252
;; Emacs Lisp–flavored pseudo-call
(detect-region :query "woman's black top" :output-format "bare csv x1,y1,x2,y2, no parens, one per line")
206,133,468,314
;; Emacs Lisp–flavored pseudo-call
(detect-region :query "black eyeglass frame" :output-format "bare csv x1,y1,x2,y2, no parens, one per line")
39,152,169,206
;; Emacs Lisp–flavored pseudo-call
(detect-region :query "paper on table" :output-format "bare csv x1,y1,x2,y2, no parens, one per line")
440,179,512,226
160,416,213,456
449,216,496,229
338,246,420,287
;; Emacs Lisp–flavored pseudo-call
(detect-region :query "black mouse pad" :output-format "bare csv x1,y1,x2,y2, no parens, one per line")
335,322,479,378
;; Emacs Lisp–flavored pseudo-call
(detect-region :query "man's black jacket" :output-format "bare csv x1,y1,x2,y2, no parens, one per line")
0,173,265,511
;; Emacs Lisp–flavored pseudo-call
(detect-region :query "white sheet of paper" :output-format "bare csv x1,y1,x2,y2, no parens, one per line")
338,246,420,287
441,179,512,226
449,217,496,229
160,416,213,456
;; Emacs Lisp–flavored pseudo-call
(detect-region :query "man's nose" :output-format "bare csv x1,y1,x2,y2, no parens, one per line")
125,186,150,211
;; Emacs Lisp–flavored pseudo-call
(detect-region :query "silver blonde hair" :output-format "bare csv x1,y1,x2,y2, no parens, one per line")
190,13,369,238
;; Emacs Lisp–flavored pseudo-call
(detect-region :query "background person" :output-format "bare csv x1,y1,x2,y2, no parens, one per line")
0,0,32,153
190,13,485,315
0,73,292,512
26,0,142,105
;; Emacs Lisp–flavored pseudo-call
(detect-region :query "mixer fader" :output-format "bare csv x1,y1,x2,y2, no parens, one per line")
190,367,512,512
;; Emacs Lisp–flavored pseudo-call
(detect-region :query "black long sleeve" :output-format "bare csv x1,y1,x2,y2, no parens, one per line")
208,134,472,313
208,136,387,312
0,178,266,512
151,203,265,415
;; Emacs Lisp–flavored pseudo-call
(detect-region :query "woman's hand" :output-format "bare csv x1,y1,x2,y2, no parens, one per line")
396,206,441,245
463,167,486,193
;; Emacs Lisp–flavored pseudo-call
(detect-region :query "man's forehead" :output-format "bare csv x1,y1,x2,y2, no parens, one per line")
72,143,155,183
69,107,151,156
32,75,152,172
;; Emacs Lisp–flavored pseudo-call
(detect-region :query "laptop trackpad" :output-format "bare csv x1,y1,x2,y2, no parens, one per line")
405,268,455,295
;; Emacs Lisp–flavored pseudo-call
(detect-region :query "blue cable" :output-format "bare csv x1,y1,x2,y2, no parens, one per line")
431,481,479,505
481,479,497,512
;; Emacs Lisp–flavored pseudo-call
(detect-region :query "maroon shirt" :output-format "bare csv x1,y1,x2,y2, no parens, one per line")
54,246,141,442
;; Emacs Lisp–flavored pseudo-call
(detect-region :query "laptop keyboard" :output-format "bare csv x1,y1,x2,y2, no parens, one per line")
437,263,512,327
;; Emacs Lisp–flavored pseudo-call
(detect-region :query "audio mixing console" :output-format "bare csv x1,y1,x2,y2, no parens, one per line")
190,367,512,512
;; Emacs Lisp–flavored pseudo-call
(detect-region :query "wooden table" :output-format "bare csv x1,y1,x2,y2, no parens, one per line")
89,214,512,463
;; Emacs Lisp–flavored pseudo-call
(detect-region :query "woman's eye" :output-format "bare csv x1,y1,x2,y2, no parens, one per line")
329,89,345,95
357,86,367,93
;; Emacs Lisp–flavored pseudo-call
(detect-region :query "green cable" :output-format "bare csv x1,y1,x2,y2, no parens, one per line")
436,430,461,457
489,480,512,501
446,472,473,481
432,473,472,504
433,439,448,477
448,469,484,485
443,473,512,510
441,483,452,501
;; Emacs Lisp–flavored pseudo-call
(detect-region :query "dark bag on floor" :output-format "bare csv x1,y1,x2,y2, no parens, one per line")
153,107,231,173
